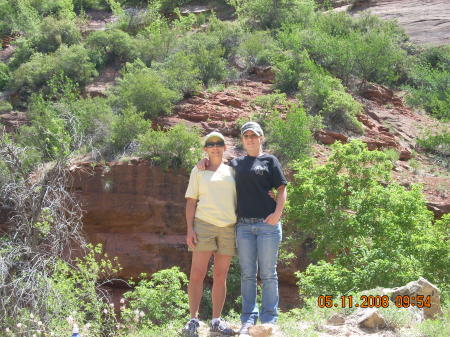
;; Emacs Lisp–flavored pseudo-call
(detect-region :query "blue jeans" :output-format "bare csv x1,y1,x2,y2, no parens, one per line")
236,221,282,324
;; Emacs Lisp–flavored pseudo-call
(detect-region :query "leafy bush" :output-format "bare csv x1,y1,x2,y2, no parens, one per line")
153,0,190,14
417,129,450,157
110,105,151,152
405,63,449,121
266,104,319,164
11,44,97,98
86,29,139,68
237,30,280,69
32,16,81,53
418,45,450,72
290,141,443,297
182,33,228,86
230,0,317,30
0,62,10,91
47,244,120,336
155,51,202,96
29,0,75,17
113,60,180,118
122,267,189,328
321,90,363,133
15,94,72,160
206,16,244,60
136,124,203,169
0,0,41,38
7,38,35,70
73,0,109,12
0,100,13,114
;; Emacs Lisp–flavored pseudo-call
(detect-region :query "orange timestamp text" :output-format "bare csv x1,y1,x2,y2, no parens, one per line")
317,295,431,309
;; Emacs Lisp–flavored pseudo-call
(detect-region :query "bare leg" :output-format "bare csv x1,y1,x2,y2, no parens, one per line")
211,254,233,318
188,251,213,318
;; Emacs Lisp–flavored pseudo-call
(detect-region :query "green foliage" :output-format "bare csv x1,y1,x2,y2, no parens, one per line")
32,16,81,53
419,45,450,72
290,141,441,297
0,0,41,38
237,30,280,69
110,105,151,152
122,267,189,328
417,129,450,157
7,38,35,70
206,16,244,60
405,63,450,121
113,60,180,118
277,12,408,87
266,104,319,164
152,0,190,14
155,51,202,96
73,0,109,12
11,44,97,98
0,62,10,91
0,100,12,113
230,0,317,30
29,0,75,17
274,51,363,133
182,33,228,86
136,124,203,169
86,29,139,68
16,93,72,160
48,244,120,336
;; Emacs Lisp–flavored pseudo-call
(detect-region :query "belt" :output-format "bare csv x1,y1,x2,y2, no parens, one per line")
238,217,265,224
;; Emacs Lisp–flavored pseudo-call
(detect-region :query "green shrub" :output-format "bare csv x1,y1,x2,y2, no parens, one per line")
405,64,449,121
230,0,317,30
321,90,363,133
29,0,75,17
0,100,13,113
47,244,120,336
266,104,319,164
110,105,151,152
69,96,115,151
417,129,450,156
153,0,190,14
418,45,450,72
73,0,109,12
206,16,244,60
32,16,81,53
15,94,72,160
0,0,41,38
122,267,189,328
0,62,10,91
289,141,443,297
183,33,228,86
86,29,139,68
7,38,35,70
156,51,202,96
113,60,180,118
251,91,288,112
11,44,97,98
137,124,203,169
237,30,280,69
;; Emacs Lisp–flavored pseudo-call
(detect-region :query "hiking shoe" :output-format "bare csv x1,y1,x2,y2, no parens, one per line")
182,318,200,337
210,318,235,336
238,322,253,336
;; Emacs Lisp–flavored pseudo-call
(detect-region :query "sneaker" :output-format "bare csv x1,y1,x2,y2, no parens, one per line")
182,318,200,337
238,322,253,336
210,318,235,336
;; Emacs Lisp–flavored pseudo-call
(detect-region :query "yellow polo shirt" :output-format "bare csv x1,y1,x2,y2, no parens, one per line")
185,164,237,227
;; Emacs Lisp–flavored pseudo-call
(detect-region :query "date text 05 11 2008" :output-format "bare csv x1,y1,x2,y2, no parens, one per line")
317,295,432,309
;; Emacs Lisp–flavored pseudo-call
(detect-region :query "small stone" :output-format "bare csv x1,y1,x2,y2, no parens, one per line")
327,313,345,325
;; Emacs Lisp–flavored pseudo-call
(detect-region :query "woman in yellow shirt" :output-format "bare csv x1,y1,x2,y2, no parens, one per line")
183,131,236,337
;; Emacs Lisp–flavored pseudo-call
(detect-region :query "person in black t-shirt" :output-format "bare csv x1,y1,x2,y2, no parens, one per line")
197,122,287,335
233,122,287,334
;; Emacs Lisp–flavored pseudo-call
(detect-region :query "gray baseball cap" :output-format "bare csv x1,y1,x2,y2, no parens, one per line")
241,121,264,136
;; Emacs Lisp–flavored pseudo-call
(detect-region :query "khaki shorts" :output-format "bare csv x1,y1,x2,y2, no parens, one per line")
189,218,236,256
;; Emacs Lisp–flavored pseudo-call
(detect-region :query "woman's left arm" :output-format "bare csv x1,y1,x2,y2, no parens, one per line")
264,184,287,225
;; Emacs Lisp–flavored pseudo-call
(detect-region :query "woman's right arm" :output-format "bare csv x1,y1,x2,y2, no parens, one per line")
185,198,198,249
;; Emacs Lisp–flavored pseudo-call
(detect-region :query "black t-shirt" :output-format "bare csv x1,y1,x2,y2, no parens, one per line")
230,154,288,219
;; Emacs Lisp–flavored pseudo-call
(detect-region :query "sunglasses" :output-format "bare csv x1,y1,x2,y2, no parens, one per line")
204,141,225,148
